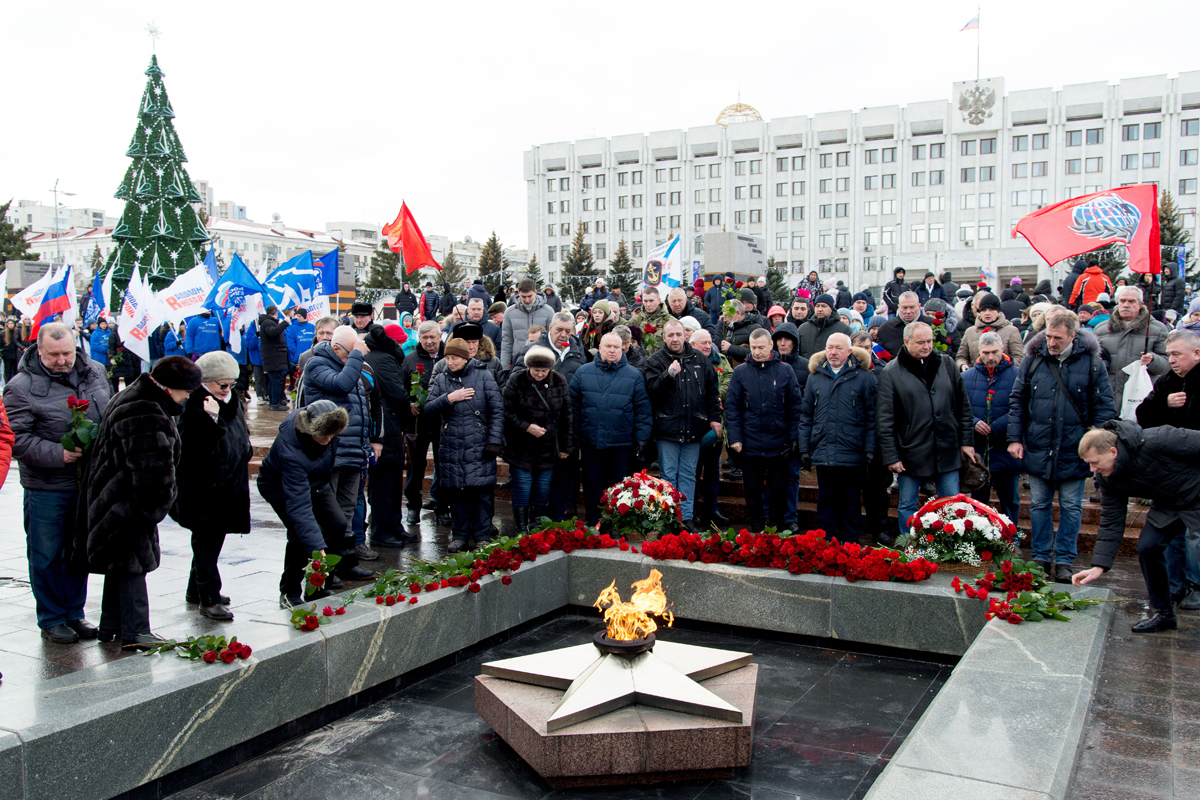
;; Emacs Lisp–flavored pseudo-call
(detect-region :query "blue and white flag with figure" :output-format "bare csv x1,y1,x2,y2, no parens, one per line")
83,268,106,326
264,251,318,312
640,235,683,295
204,254,267,354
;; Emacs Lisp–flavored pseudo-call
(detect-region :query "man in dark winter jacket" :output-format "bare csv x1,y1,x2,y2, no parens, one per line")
644,320,722,528
1136,329,1200,609
704,276,728,326
542,284,563,313
798,333,876,541
393,283,419,315
877,292,927,360
797,294,852,359
258,401,350,606
940,271,960,301
915,272,947,305
772,321,809,529
753,277,772,316
402,321,446,524
726,329,802,531
999,289,1025,321
1061,259,1088,309
438,283,458,316
257,307,291,410
1161,265,1187,317
1008,310,1116,582
363,324,414,548
569,334,653,525
718,290,766,367
877,321,975,536
962,332,1022,525
463,297,502,351
882,267,909,314
298,327,377,580
1074,422,1200,633
667,288,715,337
833,280,853,311
1094,285,1171,401
466,279,491,307
420,283,439,321
4,323,109,644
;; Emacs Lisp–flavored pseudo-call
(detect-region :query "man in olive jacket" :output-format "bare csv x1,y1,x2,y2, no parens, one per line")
877,320,975,536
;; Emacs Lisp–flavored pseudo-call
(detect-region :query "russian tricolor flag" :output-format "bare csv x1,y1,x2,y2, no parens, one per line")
960,13,979,31
30,264,74,339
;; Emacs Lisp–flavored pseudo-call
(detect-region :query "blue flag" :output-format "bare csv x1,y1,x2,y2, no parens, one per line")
83,269,106,326
204,254,267,354
264,251,318,311
203,247,220,284
315,248,339,294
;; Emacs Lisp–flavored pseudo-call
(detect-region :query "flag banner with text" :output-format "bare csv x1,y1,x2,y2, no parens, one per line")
640,235,683,295
31,264,74,339
11,265,56,321
116,264,155,362
204,254,267,354
383,203,441,274
156,263,215,326
1012,184,1161,274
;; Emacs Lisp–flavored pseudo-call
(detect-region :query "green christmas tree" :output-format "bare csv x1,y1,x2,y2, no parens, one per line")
478,231,505,296
1159,190,1196,280
0,200,35,263
440,249,466,291
104,55,210,294
765,263,790,303
365,239,402,289
607,238,637,296
560,222,595,303
522,253,543,288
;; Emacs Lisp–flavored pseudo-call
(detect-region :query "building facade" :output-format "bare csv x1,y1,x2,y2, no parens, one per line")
525,72,1200,294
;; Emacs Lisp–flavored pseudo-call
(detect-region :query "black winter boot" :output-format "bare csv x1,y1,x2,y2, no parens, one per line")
514,506,530,534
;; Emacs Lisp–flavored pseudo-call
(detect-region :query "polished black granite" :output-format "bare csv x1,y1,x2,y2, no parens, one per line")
164,616,948,800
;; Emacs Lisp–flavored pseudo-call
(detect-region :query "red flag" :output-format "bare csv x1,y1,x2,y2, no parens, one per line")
1012,184,1160,274
382,202,441,275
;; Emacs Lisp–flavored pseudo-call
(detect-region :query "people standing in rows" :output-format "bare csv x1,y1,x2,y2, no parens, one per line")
172,351,252,622
78,356,201,650
501,279,554,368
4,322,108,645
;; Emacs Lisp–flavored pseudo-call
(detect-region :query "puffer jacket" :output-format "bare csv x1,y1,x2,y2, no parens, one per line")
3,345,111,492
172,386,252,534
363,325,411,460
718,311,765,366
962,355,1022,474
771,322,809,397
257,411,340,553
797,315,852,359
956,314,1025,370
1008,328,1115,481
568,355,652,449
798,348,876,467
1092,420,1200,570
300,341,371,469
500,294,554,368
643,343,721,444
76,375,181,576
502,368,574,471
420,289,440,321
1160,266,1186,316
257,314,291,373
1093,306,1170,400
423,359,503,487
876,349,973,478
725,353,802,458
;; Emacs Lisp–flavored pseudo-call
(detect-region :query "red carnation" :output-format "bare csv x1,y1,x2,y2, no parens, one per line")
409,596,418,604
322,606,334,616
335,607,346,615
375,596,384,604
924,534,934,542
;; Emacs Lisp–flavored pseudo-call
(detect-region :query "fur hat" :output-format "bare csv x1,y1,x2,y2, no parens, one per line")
196,351,239,383
524,345,557,370
444,337,471,360
150,356,202,391
488,301,507,316
812,293,835,309
350,302,373,316
977,292,1002,312
297,399,349,438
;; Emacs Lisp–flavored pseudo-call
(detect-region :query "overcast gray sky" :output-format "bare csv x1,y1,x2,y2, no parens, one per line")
5,1,1199,250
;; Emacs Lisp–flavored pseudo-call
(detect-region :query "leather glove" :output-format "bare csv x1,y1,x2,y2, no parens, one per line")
798,451,813,472
635,441,649,462
482,444,501,461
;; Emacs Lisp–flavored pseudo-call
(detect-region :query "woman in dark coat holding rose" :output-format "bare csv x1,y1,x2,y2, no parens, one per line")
172,351,252,622
502,346,574,532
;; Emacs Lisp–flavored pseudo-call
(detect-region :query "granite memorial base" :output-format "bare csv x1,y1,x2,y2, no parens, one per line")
474,663,757,786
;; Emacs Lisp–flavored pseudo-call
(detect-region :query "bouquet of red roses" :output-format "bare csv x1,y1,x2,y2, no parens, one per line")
61,396,98,453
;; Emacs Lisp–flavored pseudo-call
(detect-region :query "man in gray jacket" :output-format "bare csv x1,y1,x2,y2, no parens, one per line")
501,279,554,368
3,323,111,644
1093,285,1170,401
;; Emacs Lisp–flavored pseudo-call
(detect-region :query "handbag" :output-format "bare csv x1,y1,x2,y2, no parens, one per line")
959,451,991,493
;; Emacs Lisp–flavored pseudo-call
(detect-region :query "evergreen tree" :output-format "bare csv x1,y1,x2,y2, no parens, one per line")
478,231,505,296
0,200,35,263
103,56,210,292
89,243,105,281
440,249,466,291
607,238,637,296
522,254,543,288
365,239,402,289
765,264,790,303
1159,189,1196,280
560,222,595,303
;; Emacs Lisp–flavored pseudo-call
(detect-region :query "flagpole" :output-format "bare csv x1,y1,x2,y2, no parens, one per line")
976,6,981,82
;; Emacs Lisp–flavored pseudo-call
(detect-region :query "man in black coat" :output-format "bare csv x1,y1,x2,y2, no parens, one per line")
876,291,927,361
718,288,766,367
999,289,1025,322
1161,265,1187,317
463,297,502,351
940,271,960,301
1074,422,1200,632
438,283,458,316
1061,259,1088,309
1136,329,1200,608
643,319,722,530
666,288,715,337
882,267,909,314
258,306,291,410
725,329,802,531
363,324,414,548
797,294,852,359
402,320,446,524
877,320,975,537
393,283,419,315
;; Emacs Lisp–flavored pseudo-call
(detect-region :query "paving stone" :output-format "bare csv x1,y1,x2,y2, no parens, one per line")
864,765,1053,799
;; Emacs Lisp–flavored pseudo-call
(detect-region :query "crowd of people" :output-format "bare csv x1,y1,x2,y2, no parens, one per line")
1,258,1198,650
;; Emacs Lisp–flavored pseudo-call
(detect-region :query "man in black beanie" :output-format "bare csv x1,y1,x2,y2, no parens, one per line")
78,355,202,649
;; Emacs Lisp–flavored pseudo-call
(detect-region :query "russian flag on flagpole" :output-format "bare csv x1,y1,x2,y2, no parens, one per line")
960,13,979,31
30,264,74,339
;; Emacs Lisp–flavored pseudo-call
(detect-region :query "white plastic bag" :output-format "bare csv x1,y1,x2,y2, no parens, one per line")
1120,360,1153,420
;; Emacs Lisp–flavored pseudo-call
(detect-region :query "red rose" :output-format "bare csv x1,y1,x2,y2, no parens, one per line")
202,650,218,663
220,649,237,664
1007,615,1022,625
409,583,421,593
954,508,967,518
385,595,397,606
309,573,325,587
416,363,425,373
322,606,334,616
237,644,252,658
409,596,418,604
311,560,322,570
501,575,512,585
375,596,385,604
980,551,993,562
335,607,346,615
304,615,319,629
468,582,481,593
925,534,934,542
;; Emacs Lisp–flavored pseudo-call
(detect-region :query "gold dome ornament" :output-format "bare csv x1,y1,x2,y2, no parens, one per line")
716,95,762,126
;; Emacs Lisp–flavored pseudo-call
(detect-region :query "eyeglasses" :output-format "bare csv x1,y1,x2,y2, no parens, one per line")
214,382,235,390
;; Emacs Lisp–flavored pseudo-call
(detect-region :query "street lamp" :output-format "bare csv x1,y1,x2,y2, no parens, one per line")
49,179,76,266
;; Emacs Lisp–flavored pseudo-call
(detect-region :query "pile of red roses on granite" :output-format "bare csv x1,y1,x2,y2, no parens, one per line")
951,556,1105,623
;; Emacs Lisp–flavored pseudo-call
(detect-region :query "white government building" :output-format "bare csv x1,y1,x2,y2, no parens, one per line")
524,72,1200,293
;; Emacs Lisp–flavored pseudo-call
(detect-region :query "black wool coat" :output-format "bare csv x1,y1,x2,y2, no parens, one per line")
76,375,183,575
876,348,973,479
171,387,252,535
363,326,411,460
258,314,291,373
502,369,574,471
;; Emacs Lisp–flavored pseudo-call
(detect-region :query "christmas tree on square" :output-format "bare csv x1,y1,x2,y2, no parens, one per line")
103,54,210,296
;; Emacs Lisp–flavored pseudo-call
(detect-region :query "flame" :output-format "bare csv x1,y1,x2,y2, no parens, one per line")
593,569,674,641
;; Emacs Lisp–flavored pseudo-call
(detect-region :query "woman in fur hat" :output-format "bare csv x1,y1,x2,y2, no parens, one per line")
173,351,253,621
501,346,574,532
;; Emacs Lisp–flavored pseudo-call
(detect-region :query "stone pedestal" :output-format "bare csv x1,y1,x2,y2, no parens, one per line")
475,664,757,786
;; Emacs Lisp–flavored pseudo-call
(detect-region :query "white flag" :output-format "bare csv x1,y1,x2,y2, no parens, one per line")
156,263,215,326
60,265,80,332
11,265,56,320
100,266,115,321
116,264,153,362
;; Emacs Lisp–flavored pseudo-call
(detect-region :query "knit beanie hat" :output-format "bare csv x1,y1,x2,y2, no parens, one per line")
739,288,757,304
383,323,407,344
151,355,203,391
444,337,471,360
813,293,835,310
867,315,888,330
196,351,239,383
977,292,1002,312
592,299,612,317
